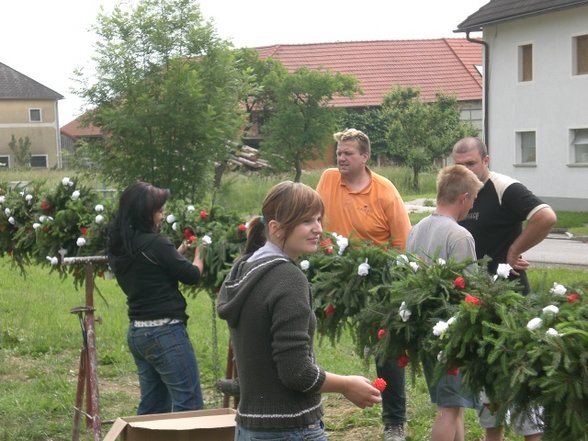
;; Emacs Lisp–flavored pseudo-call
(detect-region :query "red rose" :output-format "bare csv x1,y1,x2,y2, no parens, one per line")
199,210,208,220
377,328,386,340
238,223,247,231
324,304,335,317
567,293,579,303
41,200,50,210
183,227,195,241
464,294,481,305
320,238,333,254
398,354,409,368
372,377,387,392
80,226,88,236
453,276,466,289
447,367,459,376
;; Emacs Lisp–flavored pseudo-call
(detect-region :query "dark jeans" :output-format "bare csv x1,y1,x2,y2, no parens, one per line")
127,322,203,414
376,358,406,426
235,421,326,441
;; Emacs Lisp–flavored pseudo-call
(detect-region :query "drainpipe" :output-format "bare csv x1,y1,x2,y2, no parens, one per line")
466,31,490,152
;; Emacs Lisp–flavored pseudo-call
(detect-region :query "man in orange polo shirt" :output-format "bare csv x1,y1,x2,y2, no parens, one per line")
316,128,411,441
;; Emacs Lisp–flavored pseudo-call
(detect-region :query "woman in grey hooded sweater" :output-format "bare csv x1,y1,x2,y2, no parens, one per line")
217,181,381,441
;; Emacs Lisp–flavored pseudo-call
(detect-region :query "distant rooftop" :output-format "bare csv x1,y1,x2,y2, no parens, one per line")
0,62,63,100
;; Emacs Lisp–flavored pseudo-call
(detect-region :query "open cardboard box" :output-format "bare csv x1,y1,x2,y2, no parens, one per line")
103,408,236,441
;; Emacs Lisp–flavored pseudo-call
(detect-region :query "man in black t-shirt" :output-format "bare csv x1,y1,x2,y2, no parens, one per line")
452,137,556,441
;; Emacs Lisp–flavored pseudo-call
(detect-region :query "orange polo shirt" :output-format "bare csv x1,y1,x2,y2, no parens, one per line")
316,168,411,250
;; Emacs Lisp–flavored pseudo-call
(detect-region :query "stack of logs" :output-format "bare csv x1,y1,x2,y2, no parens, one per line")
227,144,270,171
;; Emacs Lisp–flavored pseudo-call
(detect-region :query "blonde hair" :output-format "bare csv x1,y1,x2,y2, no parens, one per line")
436,165,483,205
333,128,371,156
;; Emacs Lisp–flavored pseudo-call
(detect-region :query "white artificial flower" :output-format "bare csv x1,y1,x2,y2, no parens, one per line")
32,222,41,230
104,270,114,280
8,216,15,225
46,256,59,265
433,320,449,337
71,190,81,201
396,254,409,265
202,234,212,245
542,305,559,315
496,263,512,279
58,248,68,258
398,301,412,322
19,191,24,196
331,232,339,238
549,283,567,296
437,258,446,266
95,204,104,212
0,195,5,204
4,207,11,216
409,261,419,272
447,316,457,326
526,317,543,331
76,237,86,247
186,205,195,212
95,214,104,224
437,351,445,362
336,235,349,255
172,222,178,231
546,328,562,337
300,260,310,271
166,214,176,224
25,194,33,203
39,215,47,222
62,177,72,186
357,258,370,277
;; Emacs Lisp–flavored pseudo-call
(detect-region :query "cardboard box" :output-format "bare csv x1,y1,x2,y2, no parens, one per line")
103,408,236,441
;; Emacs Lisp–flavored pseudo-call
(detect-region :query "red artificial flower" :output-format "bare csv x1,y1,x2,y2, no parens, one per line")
464,294,481,305
80,226,88,236
238,223,247,231
398,354,409,368
567,293,579,303
447,367,460,376
324,304,335,317
41,200,50,210
320,238,333,254
377,328,386,340
199,210,208,220
43,225,50,233
453,276,466,289
183,227,196,241
372,377,387,392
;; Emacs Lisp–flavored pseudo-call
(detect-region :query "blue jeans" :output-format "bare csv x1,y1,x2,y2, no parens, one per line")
127,322,203,414
235,421,326,441
376,357,406,426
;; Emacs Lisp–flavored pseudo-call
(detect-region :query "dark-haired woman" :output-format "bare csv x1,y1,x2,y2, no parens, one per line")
217,181,381,441
107,181,204,414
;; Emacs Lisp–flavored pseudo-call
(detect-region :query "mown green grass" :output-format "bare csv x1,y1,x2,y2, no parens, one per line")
1,257,585,440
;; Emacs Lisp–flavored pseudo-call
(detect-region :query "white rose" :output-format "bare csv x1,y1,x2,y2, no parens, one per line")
25,194,33,202
433,320,449,337
526,317,543,331
437,258,446,266
32,222,41,230
0,195,5,204
496,263,512,279
71,190,80,201
186,205,195,212
300,260,310,271
447,316,457,325
409,261,419,272
172,222,178,231
549,283,567,296
202,234,212,245
166,214,176,224
39,215,47,222
46,256,59,265
95,214,104,224
357,258,370,277
396,254,409,265
76,237,86,247
62,177,71,186
542,305,559,315
95,204,104,212
546,328,561,337
398,301,412,322
336,235,349,255
8,216,15,225
4,207,11,216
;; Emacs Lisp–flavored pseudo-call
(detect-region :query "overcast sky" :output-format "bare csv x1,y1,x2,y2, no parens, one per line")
1,0,488,127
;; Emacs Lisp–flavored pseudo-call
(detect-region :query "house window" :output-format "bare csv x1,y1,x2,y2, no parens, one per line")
29,108,42,122
574,34,588,75
571,128,588,164
516,131,536,164
0,156,9,168
519,44,533,82
30,155,48,168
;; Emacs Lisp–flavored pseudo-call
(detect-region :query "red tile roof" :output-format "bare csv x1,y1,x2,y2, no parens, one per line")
60,116,103,138
255,39,482,107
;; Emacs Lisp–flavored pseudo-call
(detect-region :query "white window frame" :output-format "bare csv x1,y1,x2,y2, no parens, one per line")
518,43,533,82
569,128,588,165
515,131,536,165
30,154,48,168
29,108,42,122
573,34,588,76
0,155,9,168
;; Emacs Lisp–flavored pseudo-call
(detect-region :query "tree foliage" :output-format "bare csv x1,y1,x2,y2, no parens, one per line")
8,135,31,169
259,65,360,182
381,86,478,190
74,0,247,200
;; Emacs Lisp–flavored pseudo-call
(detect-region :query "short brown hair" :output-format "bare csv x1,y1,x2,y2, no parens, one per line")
436,165,483,205
453,137,488,158
334,128,371,156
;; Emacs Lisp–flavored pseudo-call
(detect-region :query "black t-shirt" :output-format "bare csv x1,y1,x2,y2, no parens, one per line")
459,172,547,293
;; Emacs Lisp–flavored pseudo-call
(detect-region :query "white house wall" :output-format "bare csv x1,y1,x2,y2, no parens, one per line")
483,6,588,211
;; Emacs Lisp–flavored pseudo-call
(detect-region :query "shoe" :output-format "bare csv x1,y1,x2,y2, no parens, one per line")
383,424,405,441
216,378,240,396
